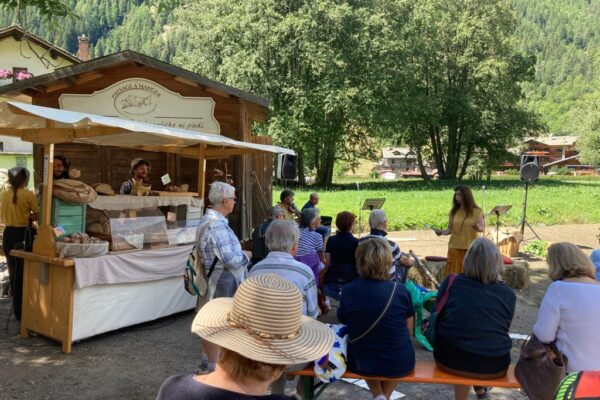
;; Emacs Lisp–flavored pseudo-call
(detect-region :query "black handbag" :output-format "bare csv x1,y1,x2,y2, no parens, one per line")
515,334,568,400
24,219,37,252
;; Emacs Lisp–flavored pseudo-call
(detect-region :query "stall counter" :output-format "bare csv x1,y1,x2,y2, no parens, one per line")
13,245,195,353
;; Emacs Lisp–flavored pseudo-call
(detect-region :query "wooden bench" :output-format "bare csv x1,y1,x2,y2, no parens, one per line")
289,361,521,399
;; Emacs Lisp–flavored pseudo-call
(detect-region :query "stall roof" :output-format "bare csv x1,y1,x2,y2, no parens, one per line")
0,101,293,158
0,50,268,107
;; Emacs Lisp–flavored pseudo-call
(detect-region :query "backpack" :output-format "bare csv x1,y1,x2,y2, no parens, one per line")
183,219,218,296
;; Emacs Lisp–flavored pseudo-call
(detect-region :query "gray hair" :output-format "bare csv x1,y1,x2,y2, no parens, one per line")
310,192,319,199
266,206,284,219
265,220,299,253
300,208,319,228
369,210,387,230
464,238,503,284
208,181,235,205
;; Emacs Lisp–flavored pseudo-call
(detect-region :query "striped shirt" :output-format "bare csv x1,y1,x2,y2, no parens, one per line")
360,229,407,282
297,227,324,257
249,251,319,319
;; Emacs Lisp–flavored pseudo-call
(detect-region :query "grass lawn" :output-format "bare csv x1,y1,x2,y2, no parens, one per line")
274,175,600,231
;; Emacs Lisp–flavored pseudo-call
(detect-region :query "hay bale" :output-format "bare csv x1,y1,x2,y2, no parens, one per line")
501,261,529,290
410,260,446,290
424,261,446,285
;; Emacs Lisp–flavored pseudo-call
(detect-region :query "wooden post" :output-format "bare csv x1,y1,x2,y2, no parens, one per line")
33,142,58,257
197,144,207,202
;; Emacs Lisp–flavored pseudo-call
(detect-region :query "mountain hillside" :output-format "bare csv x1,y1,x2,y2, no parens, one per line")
2,0,599,134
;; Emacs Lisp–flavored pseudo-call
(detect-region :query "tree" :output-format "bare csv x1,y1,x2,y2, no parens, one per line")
175,0,384,185
374,0,539,180
0,0,72,19
572,89,600,166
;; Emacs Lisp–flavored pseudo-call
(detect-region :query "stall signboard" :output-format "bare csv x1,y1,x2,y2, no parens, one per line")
59,78,221,134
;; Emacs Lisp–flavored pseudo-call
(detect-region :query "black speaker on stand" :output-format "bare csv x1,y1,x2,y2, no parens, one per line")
277,154,298,184
519,155,541,240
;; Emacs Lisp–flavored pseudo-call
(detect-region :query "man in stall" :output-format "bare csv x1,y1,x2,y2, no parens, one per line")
120,158,152,196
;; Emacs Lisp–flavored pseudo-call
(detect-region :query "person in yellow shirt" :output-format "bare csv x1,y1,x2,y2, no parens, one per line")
434,185,484,277
275,189,300,220
0,167,38,321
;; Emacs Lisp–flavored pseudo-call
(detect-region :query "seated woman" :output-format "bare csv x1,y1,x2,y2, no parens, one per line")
533,242,600,373
156,274,334,400
433,238,516,400
338,237,415,400
295,208,326,284
321,211,359,301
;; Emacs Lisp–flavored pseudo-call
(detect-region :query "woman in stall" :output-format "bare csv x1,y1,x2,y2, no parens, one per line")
0,167,38,321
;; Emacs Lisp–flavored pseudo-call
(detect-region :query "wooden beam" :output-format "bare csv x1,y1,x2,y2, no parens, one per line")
33,141,58,258
44,81,72,93
204,147,264,158
72,71,104,85
204,86,231,99
197,144,207,200
174,76,199,88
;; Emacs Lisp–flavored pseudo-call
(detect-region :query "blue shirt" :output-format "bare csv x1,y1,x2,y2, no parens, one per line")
338,278,415,377
297,227,324,256
436,274,516,357
590,249,600,281
324,231,359,283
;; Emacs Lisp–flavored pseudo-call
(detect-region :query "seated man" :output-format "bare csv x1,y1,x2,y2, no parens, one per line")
249,219,319,396
359,209,413,283
250,206,285,265
302,192,330,240
276,189,300,220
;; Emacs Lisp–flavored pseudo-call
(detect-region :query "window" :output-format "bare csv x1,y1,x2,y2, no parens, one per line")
16,156,27,168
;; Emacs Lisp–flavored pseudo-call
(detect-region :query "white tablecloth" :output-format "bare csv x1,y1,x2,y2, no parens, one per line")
88,195,203,210
74,245,193,289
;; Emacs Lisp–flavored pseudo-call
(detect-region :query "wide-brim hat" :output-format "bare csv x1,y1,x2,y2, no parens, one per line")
192,274,334,365
130,158,151,174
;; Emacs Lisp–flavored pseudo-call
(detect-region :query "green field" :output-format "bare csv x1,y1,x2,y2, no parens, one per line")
275,176,600,231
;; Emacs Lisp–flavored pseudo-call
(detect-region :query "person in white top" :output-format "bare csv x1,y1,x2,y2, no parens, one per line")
533,242,600,372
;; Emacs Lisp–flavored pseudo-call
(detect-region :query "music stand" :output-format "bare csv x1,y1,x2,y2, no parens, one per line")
488,205,512,247
361,198,386,211
358,198,386,237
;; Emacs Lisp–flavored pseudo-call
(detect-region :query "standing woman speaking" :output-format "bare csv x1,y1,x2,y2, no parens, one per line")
0,167,38,321
434,186,484,277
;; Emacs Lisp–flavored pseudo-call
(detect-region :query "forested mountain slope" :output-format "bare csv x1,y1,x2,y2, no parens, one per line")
2,0,599,135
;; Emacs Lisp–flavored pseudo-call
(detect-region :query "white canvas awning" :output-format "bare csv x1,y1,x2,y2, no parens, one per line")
0,101,293,158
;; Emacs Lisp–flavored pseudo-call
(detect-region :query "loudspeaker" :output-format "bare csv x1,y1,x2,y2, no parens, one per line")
520,155,540,182
277,154,298,180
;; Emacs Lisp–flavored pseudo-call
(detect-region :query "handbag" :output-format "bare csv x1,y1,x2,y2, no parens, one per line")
349,282,398,344
314,324,348,383
24,219,37,252
422,273,457,345
515,334,568,400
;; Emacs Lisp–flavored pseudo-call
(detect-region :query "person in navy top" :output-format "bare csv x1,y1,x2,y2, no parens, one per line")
338,237,415,400
433,238,516,400
322,211,359,300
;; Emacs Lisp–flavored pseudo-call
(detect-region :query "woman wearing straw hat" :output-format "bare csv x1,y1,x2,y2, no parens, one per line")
156,274,334,400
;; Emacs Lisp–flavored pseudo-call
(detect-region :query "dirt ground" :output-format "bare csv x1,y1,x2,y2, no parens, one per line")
0,223,598,400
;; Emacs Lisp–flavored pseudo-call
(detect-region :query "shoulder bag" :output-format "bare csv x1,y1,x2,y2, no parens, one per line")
183,219,218,296
422,273,457,345
515,334,568,400
349,282,398,344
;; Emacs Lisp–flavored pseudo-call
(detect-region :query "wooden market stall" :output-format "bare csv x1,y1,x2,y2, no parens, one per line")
0,50,276,238
0,100,293,352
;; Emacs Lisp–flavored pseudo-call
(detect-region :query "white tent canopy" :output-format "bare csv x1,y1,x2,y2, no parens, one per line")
0,101,294,158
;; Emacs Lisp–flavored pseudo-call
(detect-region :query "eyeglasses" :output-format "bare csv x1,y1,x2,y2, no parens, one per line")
227,197,237,202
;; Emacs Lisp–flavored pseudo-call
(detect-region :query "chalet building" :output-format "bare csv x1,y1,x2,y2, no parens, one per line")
523,136,579,168
0,25,84,174
380,147,418,170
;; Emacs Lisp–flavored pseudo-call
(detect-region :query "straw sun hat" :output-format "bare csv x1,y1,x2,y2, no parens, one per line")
192,274,334,365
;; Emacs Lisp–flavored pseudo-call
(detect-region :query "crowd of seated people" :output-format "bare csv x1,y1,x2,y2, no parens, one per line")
157,188,600,400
